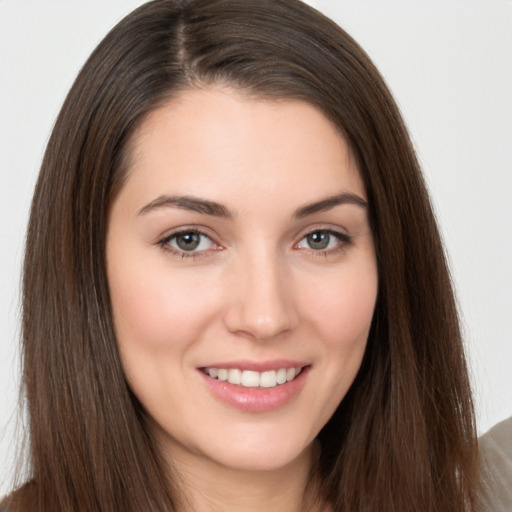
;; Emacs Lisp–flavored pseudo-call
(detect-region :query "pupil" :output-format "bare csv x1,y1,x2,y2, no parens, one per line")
307,231,330,250
176,232,200,251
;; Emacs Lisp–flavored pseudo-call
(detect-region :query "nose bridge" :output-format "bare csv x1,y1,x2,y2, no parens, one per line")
224,242,297,340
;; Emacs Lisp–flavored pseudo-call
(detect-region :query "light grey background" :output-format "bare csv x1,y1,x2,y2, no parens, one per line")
1,0,511,495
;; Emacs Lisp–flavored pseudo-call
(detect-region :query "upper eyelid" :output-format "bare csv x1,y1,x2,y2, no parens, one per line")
158,226,219,243
295,224,350,241
163,230,211,243
296,228,351,245
301,227,347,237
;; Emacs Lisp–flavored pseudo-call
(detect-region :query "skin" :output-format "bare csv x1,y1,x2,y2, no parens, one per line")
107,87,378,512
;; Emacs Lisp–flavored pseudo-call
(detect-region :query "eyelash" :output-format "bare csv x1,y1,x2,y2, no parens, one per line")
158,229,220,260
157,228,352,260
295,229,352,257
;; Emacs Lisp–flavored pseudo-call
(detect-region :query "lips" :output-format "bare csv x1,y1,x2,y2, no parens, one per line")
199,361,310,412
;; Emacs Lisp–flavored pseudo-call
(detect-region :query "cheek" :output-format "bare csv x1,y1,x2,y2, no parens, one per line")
108,257,222,352
305,262,378,349
290,258,377,437
108,263,222,408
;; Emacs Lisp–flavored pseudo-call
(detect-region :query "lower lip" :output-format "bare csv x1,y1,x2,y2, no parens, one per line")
199,367,310,412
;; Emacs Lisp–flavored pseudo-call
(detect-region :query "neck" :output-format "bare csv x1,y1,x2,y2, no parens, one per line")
166,442,322,512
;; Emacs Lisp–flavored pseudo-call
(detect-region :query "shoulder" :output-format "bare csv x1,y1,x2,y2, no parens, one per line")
0,480,37,512
0,496,9,512
478,415,512,512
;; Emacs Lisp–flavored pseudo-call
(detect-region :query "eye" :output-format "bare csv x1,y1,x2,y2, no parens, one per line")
295,229,349,253
160,229,220,256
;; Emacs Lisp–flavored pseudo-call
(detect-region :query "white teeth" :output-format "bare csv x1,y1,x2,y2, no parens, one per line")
286,368,296,381
228,368,242,385
204,366,303,388
260,370,277,388
276,368,287,385
241,370,260,387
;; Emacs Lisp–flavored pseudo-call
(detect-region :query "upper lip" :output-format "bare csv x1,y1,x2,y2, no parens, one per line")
198,359,310,372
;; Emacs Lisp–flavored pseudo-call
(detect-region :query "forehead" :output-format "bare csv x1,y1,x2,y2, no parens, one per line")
121,86,365,210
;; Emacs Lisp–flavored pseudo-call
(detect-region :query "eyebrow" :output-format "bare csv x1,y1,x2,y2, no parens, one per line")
294,192,367,218
138,195,234,218
137,191,367,219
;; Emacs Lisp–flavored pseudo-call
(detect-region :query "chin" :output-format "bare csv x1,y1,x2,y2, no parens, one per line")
158,418,316,474
202,438,313,473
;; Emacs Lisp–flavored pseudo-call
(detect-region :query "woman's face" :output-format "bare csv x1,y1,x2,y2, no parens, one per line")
107,87,378,473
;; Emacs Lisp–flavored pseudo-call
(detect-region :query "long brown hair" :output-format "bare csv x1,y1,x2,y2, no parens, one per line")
5,0,478,510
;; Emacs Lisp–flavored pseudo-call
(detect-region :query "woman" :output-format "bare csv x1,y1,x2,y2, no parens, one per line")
2,0,479,510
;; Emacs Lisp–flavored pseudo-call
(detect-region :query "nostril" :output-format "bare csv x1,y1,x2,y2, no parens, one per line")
224,314,295,341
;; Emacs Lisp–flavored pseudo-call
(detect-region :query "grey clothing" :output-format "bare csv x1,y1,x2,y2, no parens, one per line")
479,415,512,512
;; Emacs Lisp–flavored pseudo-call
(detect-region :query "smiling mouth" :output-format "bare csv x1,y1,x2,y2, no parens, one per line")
202,367,305,389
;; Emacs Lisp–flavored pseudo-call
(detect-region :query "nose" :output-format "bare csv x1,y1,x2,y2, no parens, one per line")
223,249,298,341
